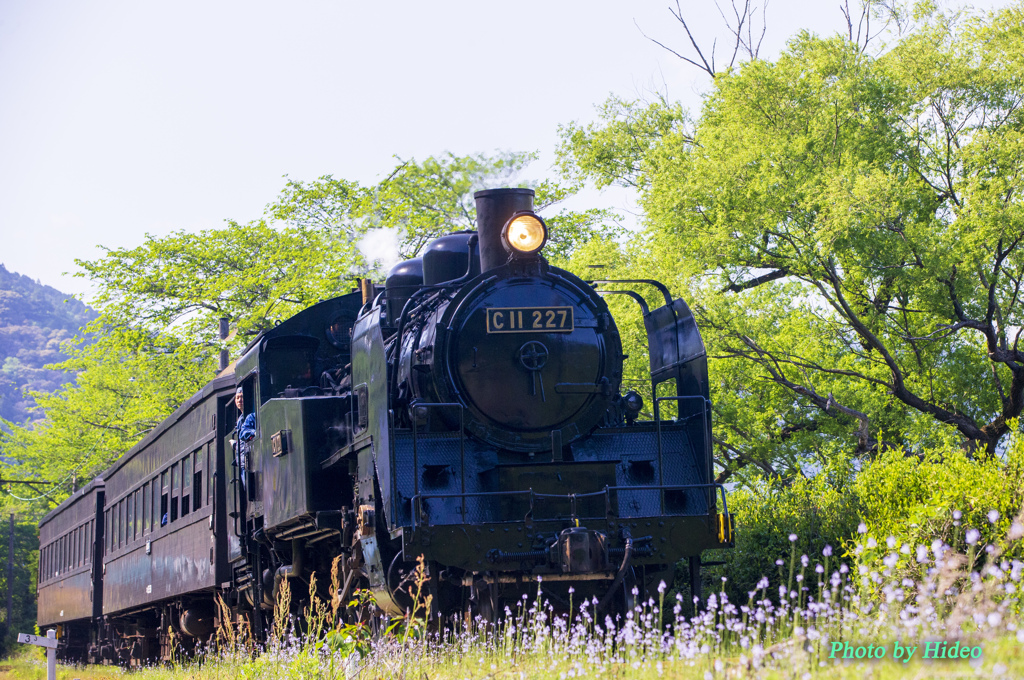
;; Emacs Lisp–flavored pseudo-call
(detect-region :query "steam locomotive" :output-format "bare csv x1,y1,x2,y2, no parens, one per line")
36,188,732,664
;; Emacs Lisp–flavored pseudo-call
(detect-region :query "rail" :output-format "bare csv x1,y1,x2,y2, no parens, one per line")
410,482,728,529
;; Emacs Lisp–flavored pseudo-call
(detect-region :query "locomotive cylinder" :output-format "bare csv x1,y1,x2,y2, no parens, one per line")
474,188,535,272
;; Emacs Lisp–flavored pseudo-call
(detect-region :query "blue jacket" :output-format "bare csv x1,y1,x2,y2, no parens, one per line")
236,413,257,443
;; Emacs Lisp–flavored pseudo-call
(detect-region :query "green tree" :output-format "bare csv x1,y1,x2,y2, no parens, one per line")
560,3,1024,478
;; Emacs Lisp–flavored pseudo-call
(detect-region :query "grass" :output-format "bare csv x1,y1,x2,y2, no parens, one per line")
5,512,1024,680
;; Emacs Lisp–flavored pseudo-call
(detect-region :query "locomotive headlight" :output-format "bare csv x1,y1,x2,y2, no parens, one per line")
501,212,547,256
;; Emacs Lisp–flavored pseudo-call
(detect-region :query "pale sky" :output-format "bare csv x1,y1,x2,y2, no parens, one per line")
0,0,1006,300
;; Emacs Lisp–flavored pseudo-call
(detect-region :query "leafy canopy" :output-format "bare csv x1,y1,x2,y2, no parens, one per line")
559,2,1024,479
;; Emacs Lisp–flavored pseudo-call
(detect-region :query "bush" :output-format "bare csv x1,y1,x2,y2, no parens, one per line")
702,456,860,602
702,434,1024,604
854,437,1024,560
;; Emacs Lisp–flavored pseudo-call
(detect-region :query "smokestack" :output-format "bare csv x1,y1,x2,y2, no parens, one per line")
359,278,376,305
474,188,534,272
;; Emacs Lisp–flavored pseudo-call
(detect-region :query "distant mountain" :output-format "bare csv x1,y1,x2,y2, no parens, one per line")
0,264,96,426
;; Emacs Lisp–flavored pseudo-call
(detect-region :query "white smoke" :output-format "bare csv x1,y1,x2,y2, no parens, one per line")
357,227,402,272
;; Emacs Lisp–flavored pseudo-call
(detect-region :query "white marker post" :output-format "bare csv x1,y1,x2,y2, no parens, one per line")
18,629,57,680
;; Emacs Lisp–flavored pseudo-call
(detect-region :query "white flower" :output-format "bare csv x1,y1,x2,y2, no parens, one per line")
858,523,867,534
822,545,833,557
988,510,1000,524
866,537,877,549
953,510,962,520
966,529,981,545
1009,523,1024,540
658,580,667,594
789,533,798,542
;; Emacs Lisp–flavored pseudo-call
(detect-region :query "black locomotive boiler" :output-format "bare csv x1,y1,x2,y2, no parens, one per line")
36,187,732,664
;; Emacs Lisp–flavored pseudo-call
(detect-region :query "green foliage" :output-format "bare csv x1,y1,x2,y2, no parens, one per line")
853,436,1024,560
559,3,1024,479
708,433,1024,604
705,455,861,599
0,517,41,657
76,219,361,346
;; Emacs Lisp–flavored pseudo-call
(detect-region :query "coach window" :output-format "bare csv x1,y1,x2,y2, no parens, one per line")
171,462,180,522
119,499,126,549
135,489,142,539
143,484,150,535
160,471,169,526
152,479,159,529
182,455,192,517
104,510,110,554
76,527,82,566
193,449,202,511
127,494,135,544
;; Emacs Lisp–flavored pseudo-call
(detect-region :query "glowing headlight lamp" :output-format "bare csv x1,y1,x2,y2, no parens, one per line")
501,212,548,257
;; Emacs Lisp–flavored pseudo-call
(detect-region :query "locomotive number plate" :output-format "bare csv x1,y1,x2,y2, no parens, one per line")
486,306,574,333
